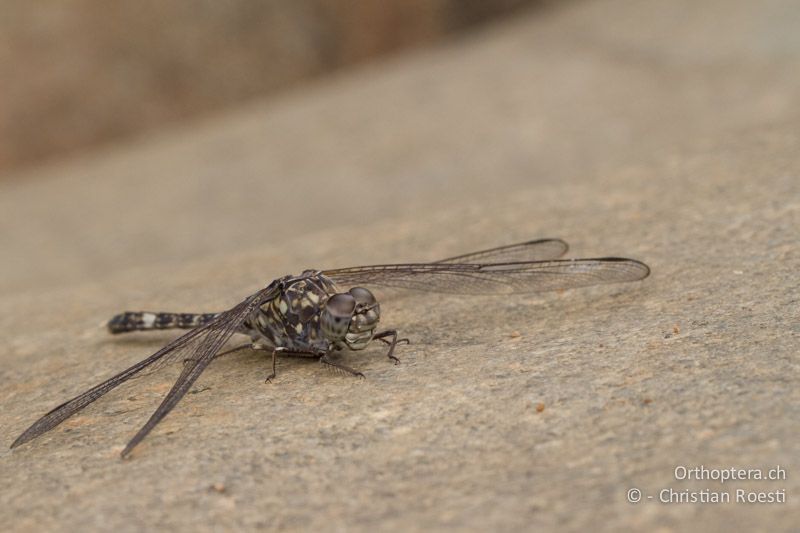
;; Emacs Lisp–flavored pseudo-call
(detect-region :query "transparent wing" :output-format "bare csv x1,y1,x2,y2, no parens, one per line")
434,238,568,264
324,258,650,295
11,285,276,457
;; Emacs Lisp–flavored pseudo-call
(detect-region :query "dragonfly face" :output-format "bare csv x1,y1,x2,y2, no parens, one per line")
320,287,380,350
346,287,381,350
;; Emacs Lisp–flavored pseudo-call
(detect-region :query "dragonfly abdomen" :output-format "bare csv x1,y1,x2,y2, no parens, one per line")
107,311,220,333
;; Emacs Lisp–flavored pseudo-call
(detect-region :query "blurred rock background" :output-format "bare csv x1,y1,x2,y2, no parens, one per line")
0,0,539,176
1,1,798,531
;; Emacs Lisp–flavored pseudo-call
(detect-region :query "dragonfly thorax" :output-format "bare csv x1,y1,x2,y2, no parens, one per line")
246,275,381,352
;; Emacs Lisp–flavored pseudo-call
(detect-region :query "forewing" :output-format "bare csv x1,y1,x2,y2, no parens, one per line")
11,286,275,455
435,238,568,263
324,258,650,295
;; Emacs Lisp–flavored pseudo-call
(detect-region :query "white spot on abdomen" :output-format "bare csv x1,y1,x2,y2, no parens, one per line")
142,313,156,327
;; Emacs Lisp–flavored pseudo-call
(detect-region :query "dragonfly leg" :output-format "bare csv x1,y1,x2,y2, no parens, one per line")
319,354,366,379
265,346,326,382
372,330,408,364
183,342,264,365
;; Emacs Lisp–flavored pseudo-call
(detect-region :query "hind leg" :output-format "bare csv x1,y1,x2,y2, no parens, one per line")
318,354,366,379
183,341,268,365
264,346,326,382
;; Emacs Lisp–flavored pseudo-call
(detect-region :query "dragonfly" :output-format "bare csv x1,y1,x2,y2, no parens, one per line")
10,238,649,457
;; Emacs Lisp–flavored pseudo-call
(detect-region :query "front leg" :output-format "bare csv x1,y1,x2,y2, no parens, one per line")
372,329,409,365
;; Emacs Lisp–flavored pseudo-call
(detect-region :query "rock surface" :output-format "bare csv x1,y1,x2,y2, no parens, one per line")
0,0,535,172
1,0,798,531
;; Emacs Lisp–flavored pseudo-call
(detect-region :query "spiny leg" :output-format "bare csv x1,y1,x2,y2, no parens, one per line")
265,346,326,383
183,342,266,365
319,354,365,379
372,330,409,365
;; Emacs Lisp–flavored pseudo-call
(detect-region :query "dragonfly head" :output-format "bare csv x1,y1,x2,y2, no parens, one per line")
320,287,380,350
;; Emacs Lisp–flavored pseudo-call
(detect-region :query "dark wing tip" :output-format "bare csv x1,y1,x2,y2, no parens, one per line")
10,400,70,450
525,238,569,256
527,237,569,248
10,433,28,450
597,257,651,280
635,259,651,279
120,442,137,459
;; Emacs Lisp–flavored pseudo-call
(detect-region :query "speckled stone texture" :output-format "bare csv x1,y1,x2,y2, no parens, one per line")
1,0,798,531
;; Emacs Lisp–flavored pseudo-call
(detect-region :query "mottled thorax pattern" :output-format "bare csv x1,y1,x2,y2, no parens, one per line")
250,274,339,350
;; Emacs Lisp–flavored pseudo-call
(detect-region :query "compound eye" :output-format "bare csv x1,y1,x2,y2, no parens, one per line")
325,293,356,318
348,287,376,306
